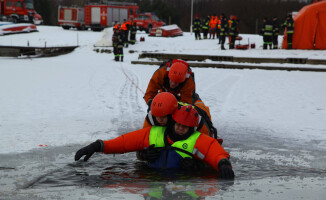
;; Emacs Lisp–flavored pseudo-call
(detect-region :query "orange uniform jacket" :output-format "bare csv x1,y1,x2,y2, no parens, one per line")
209,16,218,29
102,127,230,171
121,22,128,31
144,67,195,104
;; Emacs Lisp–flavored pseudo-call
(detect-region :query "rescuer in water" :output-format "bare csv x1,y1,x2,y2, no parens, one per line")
75,105,235,179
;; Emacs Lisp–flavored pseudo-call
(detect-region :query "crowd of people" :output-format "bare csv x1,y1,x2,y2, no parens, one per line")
261,14,295,49
75,59,235,180
112,18,137,62
192,13,240,50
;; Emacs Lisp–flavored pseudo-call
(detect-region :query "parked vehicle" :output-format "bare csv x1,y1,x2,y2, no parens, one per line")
58,2,139,31
134,12,165,33
58,6,85,30
0,0,43,24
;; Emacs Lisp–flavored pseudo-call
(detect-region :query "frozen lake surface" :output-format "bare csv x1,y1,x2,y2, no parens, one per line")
0,26,325,199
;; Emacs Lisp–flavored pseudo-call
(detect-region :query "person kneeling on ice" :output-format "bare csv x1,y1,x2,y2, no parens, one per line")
144,59,196,105
74,105,235,180
144,92,222,144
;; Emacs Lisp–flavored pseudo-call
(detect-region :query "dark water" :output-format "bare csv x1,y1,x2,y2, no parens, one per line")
27,153,225,198
1,126,325,199
22,147,325,200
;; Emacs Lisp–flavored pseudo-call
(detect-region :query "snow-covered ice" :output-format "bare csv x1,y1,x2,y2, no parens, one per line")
0,26,325,199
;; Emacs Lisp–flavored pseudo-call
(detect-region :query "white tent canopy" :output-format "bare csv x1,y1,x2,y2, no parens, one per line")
94,27,113,47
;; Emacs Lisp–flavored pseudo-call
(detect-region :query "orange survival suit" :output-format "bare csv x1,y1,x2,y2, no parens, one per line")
144,59,195,105
101,126,230,171
143,101,220,143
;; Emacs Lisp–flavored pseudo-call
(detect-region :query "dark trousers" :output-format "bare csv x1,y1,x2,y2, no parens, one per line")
194,30,201,39
263,35,272,49
230,35,236,49
287,33,293,49
129,32,136,44
123,31,129,47
220,35,226,49
202,29,208,39
272,35,278,49
115,46,123,61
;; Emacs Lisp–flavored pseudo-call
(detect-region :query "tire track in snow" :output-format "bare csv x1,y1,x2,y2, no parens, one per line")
88,67,115,112
115,65,144,134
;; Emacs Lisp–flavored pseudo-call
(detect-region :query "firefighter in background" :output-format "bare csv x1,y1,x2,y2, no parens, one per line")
121,19,129,48
217,17,221,44
74,104,235,180
228,15,238,49
272,16,280,49
129,18,137,45
113,21,120,31
282,14,294,49
112,23,119,61
192,14,202,40
219,14,228,50
201,15,210,39
209,14,218,39
116,27,124,62
261,17,273,49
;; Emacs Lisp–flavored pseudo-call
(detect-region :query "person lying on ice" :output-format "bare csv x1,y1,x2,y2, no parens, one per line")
143,92,222,143
74,105,235,180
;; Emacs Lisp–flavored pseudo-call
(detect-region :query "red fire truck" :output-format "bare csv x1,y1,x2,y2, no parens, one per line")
0,0,43,24
58,6,85,30
58,2,139,31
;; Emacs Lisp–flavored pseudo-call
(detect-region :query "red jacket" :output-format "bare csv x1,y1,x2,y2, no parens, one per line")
102,126,230,171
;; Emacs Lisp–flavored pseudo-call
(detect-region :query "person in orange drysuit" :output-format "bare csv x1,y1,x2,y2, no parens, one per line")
75,105,235,179
144,59,195,105
143,92,222,143
144,59,211,112
144,59,216,135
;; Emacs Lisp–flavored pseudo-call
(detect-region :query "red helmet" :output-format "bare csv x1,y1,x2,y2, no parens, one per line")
151,92,178,117
172,105,199,127
168,62,188,83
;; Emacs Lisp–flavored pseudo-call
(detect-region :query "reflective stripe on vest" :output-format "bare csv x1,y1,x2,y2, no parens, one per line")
149,126,201,158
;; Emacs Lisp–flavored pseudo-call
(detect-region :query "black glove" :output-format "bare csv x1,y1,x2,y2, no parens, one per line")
180,157,196,170
217,159,235,179
139,144,160,162
75,140,104,162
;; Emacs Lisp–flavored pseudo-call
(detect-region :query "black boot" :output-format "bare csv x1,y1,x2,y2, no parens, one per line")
221,44,226,50
121,56,124,62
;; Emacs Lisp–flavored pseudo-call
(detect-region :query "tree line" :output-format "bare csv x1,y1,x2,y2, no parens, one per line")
35,0,310,34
